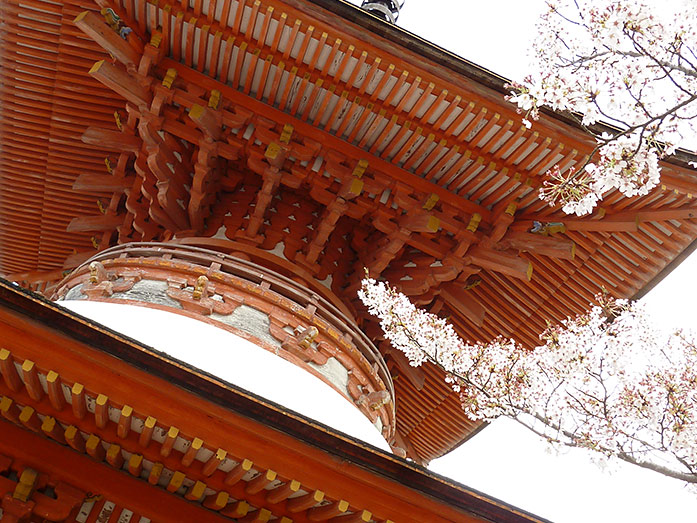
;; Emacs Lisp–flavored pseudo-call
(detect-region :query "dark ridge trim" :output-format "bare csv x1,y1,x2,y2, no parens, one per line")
0,279,549,523
631,234,697,301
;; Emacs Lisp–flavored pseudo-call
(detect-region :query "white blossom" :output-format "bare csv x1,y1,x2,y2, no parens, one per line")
360,278,697,486
507,0,697,214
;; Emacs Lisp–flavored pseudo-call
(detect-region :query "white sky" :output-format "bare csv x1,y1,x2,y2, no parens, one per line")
344,0,697,521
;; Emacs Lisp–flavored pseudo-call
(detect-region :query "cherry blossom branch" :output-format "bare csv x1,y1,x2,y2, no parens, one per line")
617,452,697,484
506,0,697,215
359,277,697,488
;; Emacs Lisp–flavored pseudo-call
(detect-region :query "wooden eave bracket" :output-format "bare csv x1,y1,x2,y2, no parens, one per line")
189,103,223,141
74,11,141,69
67,215,124,233
498,231,576,261
465,247,533,281
511,207,697,233
82,127,141,152
89,60,152,108
0,459,84,522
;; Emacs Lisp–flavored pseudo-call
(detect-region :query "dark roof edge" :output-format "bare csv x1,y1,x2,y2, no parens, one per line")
0,279,550,523
301,0,513,92
632,233,697,301
301,0,697,170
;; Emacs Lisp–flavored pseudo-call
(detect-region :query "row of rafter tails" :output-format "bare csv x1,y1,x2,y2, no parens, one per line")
70,8,696,242
75,24,559,289
0,0,125,274
86,0,569,200
0,294,494,521
0,348,386,523
100,0,697,204
95,0,673,196
0,419,233,523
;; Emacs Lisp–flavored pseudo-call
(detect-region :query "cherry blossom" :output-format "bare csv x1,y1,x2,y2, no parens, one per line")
359,277,697,486
508,0,697,215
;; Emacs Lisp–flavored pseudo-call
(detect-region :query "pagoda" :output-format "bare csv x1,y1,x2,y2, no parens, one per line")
1,0,696,521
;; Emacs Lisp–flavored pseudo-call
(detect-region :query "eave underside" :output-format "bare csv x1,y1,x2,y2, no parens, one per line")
1,0,697,463
0,280,546,523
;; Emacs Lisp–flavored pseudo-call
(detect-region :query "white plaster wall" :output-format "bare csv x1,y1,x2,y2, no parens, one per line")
59,300,390,451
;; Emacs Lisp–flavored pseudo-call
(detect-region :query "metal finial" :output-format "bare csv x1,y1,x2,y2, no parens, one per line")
360,0,405,24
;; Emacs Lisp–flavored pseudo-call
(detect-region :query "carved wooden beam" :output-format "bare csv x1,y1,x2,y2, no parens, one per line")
81,127,142,152
465,247,533,281
189,103,223,141
392,187,482,241
145,150,190,228
382,262,457,294
67,215,124,233
514,215,638,233
368,205,442,277
121,176,160,241
132,148,185,233
189,141,222,233
134,109,193,232
89,60,151,107
245,160,283,239
486,203,517,245
299,177,363,266
186,96,242,233
440,214,481,271
74,11,141,69
499,231,576,260
72,174,133,193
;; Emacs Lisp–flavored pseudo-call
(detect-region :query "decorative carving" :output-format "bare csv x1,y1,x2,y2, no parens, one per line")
192,275,209,300
281,326,327,365
166,278,237,315
0,458,84,522
356,390,391,411
89,261,109,285
55,243,395,440
81,262,143,299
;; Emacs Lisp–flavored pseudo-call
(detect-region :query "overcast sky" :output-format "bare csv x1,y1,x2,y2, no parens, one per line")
344,0,697,521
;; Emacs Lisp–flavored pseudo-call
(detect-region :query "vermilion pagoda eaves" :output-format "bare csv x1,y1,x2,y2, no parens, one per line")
3,0,697,465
